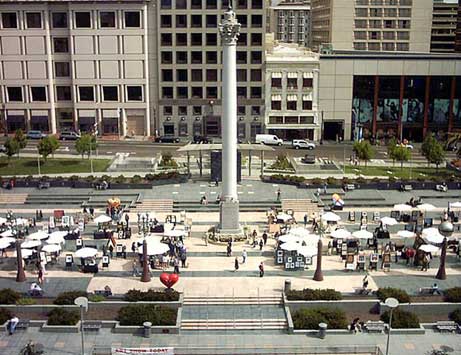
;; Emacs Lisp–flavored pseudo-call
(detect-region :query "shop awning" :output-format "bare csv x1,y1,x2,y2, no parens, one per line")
287,72,298,78
287,94,298,101
271,72,282,78
271,94,282,101
103,109,119,118
303,93,313,101
31,110,48,117
7,110,24,116
303,72,313,78
79,109,96,117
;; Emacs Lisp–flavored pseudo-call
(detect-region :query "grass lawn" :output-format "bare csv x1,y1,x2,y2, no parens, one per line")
344,165,453,179
0,157,110,176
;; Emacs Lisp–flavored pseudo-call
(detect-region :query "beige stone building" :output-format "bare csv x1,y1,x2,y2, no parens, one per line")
311,0,433,53
431,0,459,53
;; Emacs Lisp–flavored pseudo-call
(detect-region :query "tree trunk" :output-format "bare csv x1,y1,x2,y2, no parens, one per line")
400,161,403,169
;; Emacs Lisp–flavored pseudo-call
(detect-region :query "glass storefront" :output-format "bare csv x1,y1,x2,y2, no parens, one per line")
30,116,49,132
352,76,375,140
428,77,451,139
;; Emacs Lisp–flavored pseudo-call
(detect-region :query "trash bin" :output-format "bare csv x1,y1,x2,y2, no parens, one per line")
143,321,152,338
318,322,327,339
284,279,291,293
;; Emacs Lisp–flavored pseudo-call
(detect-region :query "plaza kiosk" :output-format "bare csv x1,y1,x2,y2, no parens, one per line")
82,259,98,273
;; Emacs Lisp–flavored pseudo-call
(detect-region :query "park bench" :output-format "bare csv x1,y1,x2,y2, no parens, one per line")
16,320,30,331
364,320,385,333
343,184,355,191
353,287,372,295
400,184,413,192
38,181,50,190
83,321,102,332
436,321,459,333
419,287,439,295
94,289,112,297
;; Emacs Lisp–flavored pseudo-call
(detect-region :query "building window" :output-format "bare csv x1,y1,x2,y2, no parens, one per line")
125,11,141,28
251,106,260,115
161,15,172,28
7,87,22,102
191,0,202,9
176,0,187,9
287,100,297,110
127,86,143,101
161,51,173,64
164,106,173,115
238,33,247,46
206,0,218,9
237,0,247,9
251,51,262,64
237,51,247,64
191,69,203,81
103,86,118,101
206,69,218,81
192,87,203,98
161,0,172,9
303,78,313,87
56,86,71,101
161,34,172,46
251,33,262,46
179,121,188,136
53,38,69,53
251,15,262,28
237,87,247,98
206,33,217,45
176,34,187,46
55,62,70,77
238,106,246,115
30,87,47,102
52,13,67,28
271,100,281,110
75,12,91,28
271,78,281,88
100,12,116,28
250,69,261,82
302,100,312,110
176,51,188,64
79,87,94,101
191,51,202,64
237,15,247,28
206,14,217,28
162,87,173,99
250,87,261,99
176,15,187,28
287,78,297,89
162,70,173,82
177,87,188,99
237,69,247,82
193,106,202,115
178,106,188,115
191,33,202,46
26,12,42,29
177,69,188,81
2,13,17,28
206,52,217,64
251,0,262,9
206,87,218,99
191,15,202,28
396,43,409,51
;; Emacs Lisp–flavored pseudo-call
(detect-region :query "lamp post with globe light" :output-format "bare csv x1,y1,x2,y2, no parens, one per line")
436,220,454,280
384,297,399,355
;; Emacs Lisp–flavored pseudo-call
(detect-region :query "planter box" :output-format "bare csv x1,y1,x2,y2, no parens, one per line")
379,302,461,318
41,321,80,333
389,324,425,335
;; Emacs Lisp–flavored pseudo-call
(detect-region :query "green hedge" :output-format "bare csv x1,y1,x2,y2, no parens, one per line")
124,289,180,302
286,288,342,301
0,289,21,305
449,309,461,325
444,287,461,303
270,174,305,184
292,307,348,330
380,309,420,329
117,304,177,326
53,291,88,305
376,288,410,304
0,308,12,325
47,308,79,326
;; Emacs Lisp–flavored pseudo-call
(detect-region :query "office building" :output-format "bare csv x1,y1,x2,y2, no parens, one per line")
456,0,461,52
311,0,433,53
431,0,459,53
0,0,151,136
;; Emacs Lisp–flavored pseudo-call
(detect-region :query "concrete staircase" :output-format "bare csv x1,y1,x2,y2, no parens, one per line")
130,199,173,213
0,193,28,205
181,295,287,331
282,199,318,213
173,200,282,212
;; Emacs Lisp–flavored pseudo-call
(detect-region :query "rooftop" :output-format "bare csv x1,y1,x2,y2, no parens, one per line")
266,43,319,62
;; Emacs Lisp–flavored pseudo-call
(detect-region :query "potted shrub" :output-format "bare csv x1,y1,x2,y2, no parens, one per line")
376,288,410,304
444,287,461,303
380,309,420,329
54,290,88,305
292,307,347,330
47,308,79,326
0,288,21,304
117,304,177,326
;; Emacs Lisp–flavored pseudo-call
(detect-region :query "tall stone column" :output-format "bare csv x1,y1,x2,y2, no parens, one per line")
218,6,241,234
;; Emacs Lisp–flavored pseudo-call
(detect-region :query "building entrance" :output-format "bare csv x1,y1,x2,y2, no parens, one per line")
323,122,343,141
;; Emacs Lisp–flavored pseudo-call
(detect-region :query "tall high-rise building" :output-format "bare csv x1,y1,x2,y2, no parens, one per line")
456,0,461,52
269,0,311,48
311,0,433,53
155,0,266,140
431,0,459,53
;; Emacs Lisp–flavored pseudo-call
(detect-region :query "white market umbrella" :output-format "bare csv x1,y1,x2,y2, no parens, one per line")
134,235,163,245
299,234,320,245
450,202,461,208
288,227,311,238
164,229,186,238
1,230,14,238
49,231,68,239
321,212,341,222
21,240,42,248
137,242,169,256
417,203,436,212
380,217,398,226
46,235,65,245
280,242,299,251
393,204,412,211
330,229,352,239
0,217,7,225
0,239,12,249
0,237,15,244
42,244,61,253
14,218,28,225
75,247,98,258
27,231,49,240
94,215,112,224
276,213,293,222
419,244,440,253
396,230,416,238
422,228,445,244
297,246,318,257
13,249,34,258
278,234,302,243
352,230,374,240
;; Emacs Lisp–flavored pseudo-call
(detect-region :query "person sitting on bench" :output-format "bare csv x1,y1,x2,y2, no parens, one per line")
103,285,112,297
29,282,42,296
431,283,442,295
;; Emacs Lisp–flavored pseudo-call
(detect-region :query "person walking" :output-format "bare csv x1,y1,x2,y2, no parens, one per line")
262,232,268,245
259,238,264,251
108,244,114,258
180,252,187,268
303,214,308,226
125,213,130,225
226,243,232,257
132,259,139,277
37,266,44,284
276,188,281,201
234,257,239,272
122,245,127,259
259,262,264,277
7,315,19,335
362,274,369,289
173,258,180,274
242,249,247,264
131,242,136,254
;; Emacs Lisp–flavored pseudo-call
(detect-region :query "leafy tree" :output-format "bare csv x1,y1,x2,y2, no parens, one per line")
387,137,398,167
37,137,54,162
353,140,375,167
75,134,97,159
3,137,19,162
421,134,445,170
48,136,60,158
13,129,27,156
393,145,411,169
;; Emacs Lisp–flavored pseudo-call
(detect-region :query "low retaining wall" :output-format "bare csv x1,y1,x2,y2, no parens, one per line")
379,302,461,317
284,296,380,315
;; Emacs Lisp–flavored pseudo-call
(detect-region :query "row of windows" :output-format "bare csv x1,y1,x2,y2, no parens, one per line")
161,69,262,82
354,30,410,40
160,32,263,46
160,14,262,28
271,78,313,89
4,85,143,103
160,0,263,10
161,86,262,99
355,8,411,18
160,50,262,64
355,19,411,29
355,0,412,5
0,11,142,30
270,100,313,111
162,105,261,116
353,42,409,51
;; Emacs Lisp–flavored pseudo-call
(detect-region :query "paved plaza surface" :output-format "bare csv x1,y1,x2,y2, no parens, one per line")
0,183,460,354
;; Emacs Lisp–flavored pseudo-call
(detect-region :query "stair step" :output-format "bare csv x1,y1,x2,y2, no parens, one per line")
130,199,173,213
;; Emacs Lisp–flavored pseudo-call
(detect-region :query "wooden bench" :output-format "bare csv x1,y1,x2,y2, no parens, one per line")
436,321,459,333
364,321,385,333
419,287,437,295
83,321,102,332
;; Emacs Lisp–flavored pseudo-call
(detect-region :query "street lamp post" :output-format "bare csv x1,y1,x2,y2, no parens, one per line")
384,297,399,355
74,296,88,355
320,110,324,145
436,220,454,280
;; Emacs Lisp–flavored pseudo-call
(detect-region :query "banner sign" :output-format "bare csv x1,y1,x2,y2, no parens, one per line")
112,348,174,355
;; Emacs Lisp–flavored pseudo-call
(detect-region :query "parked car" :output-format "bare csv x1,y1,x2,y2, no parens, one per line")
301,154,316,164
255,134,283,146
26,130,47,139
292,139,315,150
59,131,81,141
193,135,212,144
154,135,180,143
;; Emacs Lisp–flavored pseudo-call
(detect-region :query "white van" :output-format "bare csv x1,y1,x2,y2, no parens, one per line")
255,134,283,146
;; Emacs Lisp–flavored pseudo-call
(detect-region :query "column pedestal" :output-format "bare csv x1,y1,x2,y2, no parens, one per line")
219,200,241,234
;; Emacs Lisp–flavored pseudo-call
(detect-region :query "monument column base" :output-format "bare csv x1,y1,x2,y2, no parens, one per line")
219,199,241,234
